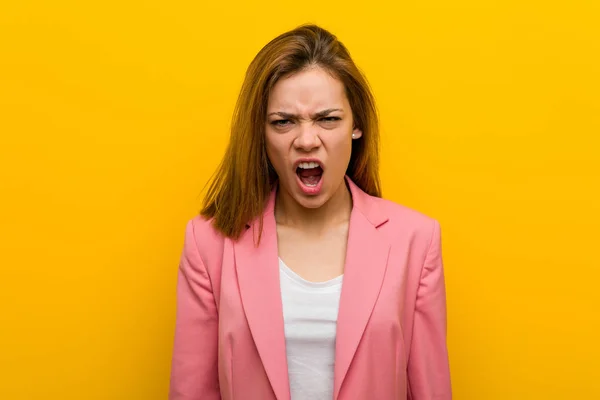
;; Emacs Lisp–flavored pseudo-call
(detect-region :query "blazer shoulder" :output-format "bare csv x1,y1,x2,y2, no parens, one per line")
184,214,226,270
187,214,223,241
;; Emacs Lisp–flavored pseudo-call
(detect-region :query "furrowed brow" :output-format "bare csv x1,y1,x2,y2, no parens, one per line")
313,108,343,118
267,109,343,119
267,112,298,120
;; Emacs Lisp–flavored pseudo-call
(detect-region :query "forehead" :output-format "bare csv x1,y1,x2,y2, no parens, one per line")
267,67,348,112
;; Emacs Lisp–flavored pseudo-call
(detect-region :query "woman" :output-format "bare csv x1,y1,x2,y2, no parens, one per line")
170,24,451,400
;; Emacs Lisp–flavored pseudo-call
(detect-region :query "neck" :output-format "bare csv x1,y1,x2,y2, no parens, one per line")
274,180,352,234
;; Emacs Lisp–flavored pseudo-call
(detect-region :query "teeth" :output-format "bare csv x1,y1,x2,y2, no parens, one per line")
297,162,320,169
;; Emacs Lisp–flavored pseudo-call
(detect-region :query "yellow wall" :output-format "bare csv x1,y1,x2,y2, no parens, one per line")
1,1,599,398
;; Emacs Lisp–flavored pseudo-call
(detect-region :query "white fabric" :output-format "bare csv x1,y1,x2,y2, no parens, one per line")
279,257,343,400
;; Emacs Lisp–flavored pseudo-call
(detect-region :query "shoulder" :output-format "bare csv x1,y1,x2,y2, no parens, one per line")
183,214,226,267
186,214,224,243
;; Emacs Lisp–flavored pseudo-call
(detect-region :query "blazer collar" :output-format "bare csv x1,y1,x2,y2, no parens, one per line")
234,176,390,400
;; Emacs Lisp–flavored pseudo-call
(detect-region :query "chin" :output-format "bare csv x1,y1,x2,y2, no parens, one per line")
293,192,330,209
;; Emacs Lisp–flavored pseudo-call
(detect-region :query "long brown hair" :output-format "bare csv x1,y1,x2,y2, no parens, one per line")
201,24,381,240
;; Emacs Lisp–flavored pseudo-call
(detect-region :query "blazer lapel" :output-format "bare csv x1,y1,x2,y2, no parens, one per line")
334,177,391,399
234,190,290,400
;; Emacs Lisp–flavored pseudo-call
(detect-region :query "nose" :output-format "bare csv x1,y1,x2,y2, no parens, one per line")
294,122,321,152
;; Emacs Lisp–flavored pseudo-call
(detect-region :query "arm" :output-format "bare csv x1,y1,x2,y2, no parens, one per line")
408,220,452,399
169,220,220,400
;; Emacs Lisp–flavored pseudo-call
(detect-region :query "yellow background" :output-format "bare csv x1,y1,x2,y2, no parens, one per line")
1,0,599,398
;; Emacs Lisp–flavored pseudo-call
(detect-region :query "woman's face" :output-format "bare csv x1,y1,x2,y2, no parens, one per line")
265,66,362,210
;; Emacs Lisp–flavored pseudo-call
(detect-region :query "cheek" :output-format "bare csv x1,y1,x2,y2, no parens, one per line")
265,133,287,170
324,134,353,173
332,133,353,157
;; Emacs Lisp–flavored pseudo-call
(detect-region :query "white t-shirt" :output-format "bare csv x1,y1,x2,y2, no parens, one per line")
279,257,343,400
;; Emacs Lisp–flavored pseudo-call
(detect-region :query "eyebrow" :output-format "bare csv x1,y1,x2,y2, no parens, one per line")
267,108,343,119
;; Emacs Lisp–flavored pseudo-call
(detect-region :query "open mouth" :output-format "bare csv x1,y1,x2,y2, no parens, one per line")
296,161,323,188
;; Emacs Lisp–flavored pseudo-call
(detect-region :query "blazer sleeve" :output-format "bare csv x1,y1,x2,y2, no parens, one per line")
408,219,452,400
169,220,221,400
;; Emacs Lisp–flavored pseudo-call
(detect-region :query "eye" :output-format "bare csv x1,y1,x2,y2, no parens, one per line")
320,116,341,123
271,119,292,127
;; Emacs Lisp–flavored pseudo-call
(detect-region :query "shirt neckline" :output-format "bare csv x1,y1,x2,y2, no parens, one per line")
278,257,344,289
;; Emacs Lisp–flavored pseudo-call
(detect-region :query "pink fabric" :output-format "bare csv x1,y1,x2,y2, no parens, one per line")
169,177,451,399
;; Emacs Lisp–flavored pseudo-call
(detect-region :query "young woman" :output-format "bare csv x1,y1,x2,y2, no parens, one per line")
170,24,451,400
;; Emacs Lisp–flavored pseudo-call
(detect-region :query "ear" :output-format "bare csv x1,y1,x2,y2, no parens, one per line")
352,126,363,139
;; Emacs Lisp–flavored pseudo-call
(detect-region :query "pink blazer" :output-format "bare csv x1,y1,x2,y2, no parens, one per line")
169,177,451,400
